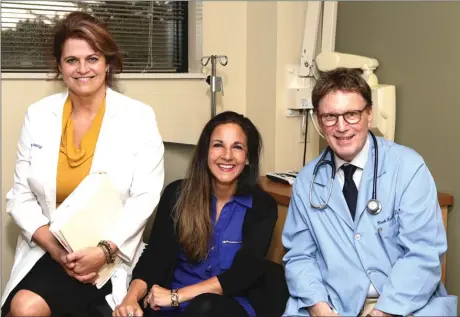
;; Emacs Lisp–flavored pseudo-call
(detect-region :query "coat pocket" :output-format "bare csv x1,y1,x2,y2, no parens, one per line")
377,220,403,265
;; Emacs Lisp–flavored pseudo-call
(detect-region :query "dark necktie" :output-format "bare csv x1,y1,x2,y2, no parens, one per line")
342,164,358,220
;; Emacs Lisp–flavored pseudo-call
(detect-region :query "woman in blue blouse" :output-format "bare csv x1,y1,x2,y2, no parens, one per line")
113,111,288,317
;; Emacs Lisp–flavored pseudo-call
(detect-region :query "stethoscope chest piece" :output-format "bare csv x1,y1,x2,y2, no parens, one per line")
367,199,382,215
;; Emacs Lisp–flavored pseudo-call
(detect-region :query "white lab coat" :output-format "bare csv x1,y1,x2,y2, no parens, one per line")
2,87,165,310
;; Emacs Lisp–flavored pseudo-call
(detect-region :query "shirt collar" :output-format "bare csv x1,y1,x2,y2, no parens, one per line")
334,134,370,172
211,194,253,209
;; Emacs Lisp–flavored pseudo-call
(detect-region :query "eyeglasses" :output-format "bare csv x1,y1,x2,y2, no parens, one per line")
318,105,369,127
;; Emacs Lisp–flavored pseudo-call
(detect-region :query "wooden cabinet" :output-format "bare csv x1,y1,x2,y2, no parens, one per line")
260,176,454,285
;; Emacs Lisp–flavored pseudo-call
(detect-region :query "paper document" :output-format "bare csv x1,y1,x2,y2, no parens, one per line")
50,172,124,288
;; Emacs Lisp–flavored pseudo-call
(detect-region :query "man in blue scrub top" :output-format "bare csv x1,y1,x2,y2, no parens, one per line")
282,68,457,317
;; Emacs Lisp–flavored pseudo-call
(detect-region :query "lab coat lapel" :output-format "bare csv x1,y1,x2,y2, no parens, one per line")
314,151,354,231
323,176,355,230
90,88,118,173
44,91,68,216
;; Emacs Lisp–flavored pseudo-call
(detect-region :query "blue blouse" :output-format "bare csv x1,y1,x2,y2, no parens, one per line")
160,194,255,316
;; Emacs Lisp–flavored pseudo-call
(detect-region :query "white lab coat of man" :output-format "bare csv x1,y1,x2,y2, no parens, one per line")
282,134,457,316
2,88,165,310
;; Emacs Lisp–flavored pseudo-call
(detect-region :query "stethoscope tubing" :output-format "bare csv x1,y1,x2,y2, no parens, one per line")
309,131,380,214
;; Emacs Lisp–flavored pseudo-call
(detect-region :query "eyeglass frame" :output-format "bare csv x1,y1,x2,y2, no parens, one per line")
317,104,371,127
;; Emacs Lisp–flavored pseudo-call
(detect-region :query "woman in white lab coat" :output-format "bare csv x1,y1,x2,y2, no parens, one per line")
1,12,164,317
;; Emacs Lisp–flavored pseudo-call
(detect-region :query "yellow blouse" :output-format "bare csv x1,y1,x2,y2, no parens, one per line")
56,97,106,205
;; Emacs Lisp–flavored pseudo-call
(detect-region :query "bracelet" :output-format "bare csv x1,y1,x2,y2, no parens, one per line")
171,289,179,307
97,244,111,264
100,240,116,263
97,240,116,264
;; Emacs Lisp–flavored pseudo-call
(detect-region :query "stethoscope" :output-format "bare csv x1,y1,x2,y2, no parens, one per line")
309,131,382,215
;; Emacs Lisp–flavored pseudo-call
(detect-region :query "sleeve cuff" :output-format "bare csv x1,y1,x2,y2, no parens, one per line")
116,246,131,263
375,295,411,316
111,239,133,263
111,236,143,264
22,217,50,247
297,292,330,312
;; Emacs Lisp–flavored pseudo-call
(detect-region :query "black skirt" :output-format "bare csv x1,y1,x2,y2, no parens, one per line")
1,252,112,317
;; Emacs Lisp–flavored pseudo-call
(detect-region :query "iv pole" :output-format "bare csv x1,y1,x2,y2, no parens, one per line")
201,55,228,117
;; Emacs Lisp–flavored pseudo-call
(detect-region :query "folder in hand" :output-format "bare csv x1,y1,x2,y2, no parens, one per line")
50,172,124,288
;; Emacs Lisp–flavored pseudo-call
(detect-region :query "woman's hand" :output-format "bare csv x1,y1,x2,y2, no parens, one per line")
32,225,96,283
49,245,76,276
113,296,143,317
48,245,98,284
66,246,106,276
145,285,174,311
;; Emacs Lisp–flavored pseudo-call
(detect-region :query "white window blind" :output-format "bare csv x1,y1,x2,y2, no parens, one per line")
1,0,189,73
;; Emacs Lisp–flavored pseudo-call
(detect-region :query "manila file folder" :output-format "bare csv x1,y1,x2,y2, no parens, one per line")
50,172,123,288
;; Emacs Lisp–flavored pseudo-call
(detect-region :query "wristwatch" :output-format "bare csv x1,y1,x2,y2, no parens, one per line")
171,289,179,307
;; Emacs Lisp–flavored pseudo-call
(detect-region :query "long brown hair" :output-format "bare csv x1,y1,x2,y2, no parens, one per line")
51,12,123,89
173,111,262,262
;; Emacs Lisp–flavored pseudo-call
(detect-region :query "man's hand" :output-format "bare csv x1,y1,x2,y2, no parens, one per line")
308,301,340,316
369,308,393,317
